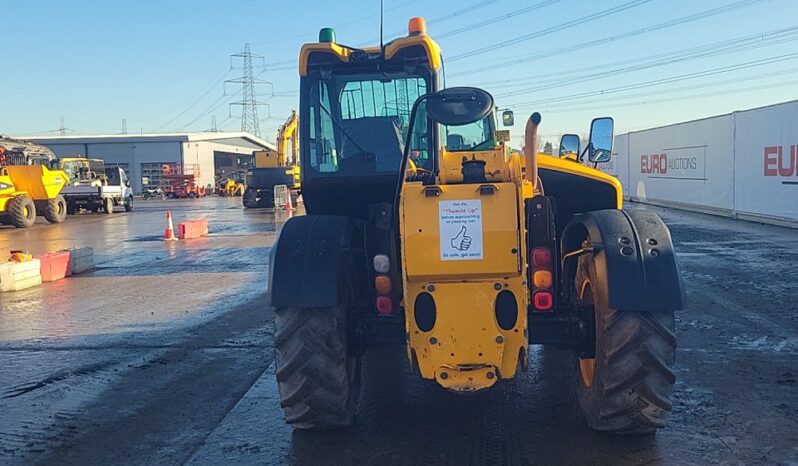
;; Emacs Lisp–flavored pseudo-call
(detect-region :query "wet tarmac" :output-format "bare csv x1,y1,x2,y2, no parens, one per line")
1,198,796,465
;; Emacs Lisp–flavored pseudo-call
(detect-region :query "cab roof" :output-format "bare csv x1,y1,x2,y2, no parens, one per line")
298,32,443,76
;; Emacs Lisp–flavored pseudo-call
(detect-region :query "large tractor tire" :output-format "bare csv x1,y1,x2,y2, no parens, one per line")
242,188,258,208
8,195,36,228
258,195,276,208
575,252,676,435
44,195,68,223
275,305,361,429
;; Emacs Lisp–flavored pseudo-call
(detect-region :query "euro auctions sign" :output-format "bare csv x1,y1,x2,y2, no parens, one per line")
763,145,798,180
734,100,798,223
620,100,797,224
640,146,707,180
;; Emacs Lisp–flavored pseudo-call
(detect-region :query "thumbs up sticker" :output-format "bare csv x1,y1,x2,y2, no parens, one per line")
450,225,472,251
439,200,483,260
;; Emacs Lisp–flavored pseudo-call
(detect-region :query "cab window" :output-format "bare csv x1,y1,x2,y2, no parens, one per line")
444,115,495,152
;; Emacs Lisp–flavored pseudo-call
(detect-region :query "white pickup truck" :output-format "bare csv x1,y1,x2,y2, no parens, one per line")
62,166,134,215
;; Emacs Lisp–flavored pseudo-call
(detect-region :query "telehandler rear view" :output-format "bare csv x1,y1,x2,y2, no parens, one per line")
268,18,684,435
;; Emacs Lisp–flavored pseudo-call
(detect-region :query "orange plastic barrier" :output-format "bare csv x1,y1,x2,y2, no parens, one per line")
177,219,209,240
36,251,72,282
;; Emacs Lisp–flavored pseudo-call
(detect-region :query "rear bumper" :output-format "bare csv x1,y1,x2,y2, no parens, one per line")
405,281,528,392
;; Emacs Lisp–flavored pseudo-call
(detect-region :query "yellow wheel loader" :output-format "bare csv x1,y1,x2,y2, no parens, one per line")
0,165,69,228
268,18,684,434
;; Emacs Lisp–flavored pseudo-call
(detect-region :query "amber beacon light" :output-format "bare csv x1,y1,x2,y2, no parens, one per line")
408,17,427,35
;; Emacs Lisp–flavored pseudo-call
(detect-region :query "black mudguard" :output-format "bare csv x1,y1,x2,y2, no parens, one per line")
561,209,685,313
268,215,364,308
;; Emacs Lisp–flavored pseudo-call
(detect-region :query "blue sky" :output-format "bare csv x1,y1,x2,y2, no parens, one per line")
2,0,796,147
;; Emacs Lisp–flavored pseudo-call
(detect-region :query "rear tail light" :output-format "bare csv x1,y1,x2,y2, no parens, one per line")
376,296,393,315
375,275,391,295
532,247,552,267
533,291,553,311
533,270,553,288
373,254,390,273
530,247,555,311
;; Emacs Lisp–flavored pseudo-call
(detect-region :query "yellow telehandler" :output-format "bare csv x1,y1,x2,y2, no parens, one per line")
268,18,684,435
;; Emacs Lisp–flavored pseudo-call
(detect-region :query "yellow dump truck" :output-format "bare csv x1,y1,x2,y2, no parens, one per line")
0,165,68,228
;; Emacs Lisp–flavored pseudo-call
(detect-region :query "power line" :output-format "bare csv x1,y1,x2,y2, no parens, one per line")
448,0,655,62
506,51,798,109
178,89,241,131
542,78,798,114
478,25,798,90
253,0,421,46
262,0,501,71
532,66,798,111
492,26,798,97
436,0,559,39
448,0,766,76
150,68,233,132
356,0,501,45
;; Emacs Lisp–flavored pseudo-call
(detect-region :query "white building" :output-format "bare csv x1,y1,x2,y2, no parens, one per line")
25,132,274,193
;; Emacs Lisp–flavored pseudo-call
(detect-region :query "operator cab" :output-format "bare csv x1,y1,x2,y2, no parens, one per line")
298,19,442,218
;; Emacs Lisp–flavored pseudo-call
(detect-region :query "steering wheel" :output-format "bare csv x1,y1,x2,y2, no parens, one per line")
405,158,435,184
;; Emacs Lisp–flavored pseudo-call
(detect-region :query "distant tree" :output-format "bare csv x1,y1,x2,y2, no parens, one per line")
543,141,553,155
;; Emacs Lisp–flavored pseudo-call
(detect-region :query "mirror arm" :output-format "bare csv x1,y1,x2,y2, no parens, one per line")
393,93,432,228
579,142,590,162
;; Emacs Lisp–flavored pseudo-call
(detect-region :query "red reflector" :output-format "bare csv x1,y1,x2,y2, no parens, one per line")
376,296,393,316
533,291,553,311
532,247,552,267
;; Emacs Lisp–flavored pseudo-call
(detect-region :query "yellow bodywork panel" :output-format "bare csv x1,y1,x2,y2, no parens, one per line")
536,154,623,208
254,150,279,168
383,35,442,70
290,165,301,188
0,165,68,200
404,281,527,392
439,150,513,185
0,174,24,211
401,182,521,280
299,34,442,76
298,43,351,76
400,180,528,392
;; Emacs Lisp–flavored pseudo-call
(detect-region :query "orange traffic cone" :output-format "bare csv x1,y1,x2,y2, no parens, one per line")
164,210,177,241
283,193,294,211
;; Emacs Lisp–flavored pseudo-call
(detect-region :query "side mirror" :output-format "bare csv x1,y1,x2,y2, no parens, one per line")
502,110,514,127
588,117,613,163
558,134,580,159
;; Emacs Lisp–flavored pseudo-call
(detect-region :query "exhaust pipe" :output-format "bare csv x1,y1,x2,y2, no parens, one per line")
524,112,542,191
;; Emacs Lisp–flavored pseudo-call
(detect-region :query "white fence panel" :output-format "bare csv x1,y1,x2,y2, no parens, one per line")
733,101,798,223
626,115,735,213
603,133,629,196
